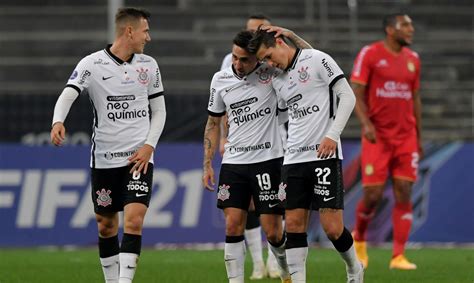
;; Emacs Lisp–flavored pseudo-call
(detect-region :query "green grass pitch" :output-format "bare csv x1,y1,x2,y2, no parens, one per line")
0,247,472,282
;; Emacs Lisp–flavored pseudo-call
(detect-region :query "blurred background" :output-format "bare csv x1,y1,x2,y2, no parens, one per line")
0,0,472,247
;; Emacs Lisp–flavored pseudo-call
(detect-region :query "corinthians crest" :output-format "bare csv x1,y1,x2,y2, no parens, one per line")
96,188,112,207
136,67,149,85
298,66,310,83
278,183,287,201
217,184,231,201
256,67,271,84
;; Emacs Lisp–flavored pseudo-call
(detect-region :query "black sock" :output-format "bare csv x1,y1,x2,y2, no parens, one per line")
98,235,120,258
331,227,353,253
121,233,142,255
285,232,308,249
226,235,245,243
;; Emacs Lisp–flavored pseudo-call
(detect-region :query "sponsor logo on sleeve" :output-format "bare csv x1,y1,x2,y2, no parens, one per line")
321,58,334,77
69,70,78,80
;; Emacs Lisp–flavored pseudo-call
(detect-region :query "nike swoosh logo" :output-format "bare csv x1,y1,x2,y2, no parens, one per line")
323,197,335,202
136,193,147,197
224,258,236,262
102,76,113,80
126,265,135,269
269,203,279,208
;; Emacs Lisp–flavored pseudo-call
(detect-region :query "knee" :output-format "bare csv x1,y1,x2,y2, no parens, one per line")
124,215,144,234
364,189,383,207
285,216,305,233
265,231,280,244
324,225,343,241
225,218,244,236
96,216,116,237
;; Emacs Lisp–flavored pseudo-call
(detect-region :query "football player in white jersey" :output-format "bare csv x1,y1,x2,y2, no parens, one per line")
203,30,292,283
50,8,166,283
248,30,364,282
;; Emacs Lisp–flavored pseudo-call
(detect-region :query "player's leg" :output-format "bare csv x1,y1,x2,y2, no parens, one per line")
224,208,248,283
260,214,291,282
217,163,253,283
96,212,120,283
353,138,390,268
320,209,363,283
92,167,121,283
245,199,266,280
389,138,418,270
315,159,363,282
119,165,154,283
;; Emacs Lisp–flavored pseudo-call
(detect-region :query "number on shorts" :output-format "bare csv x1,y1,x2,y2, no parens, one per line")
315,167,331,185
256,173,271,190
411,152,419,169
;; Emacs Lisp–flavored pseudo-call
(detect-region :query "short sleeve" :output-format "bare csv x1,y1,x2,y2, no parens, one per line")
207,74,226,116
314,50,345,87
66,56,93,93
148,59,164,97
350,45,372,85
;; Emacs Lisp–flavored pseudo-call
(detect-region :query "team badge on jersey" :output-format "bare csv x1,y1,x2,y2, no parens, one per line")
96,188,112,207
257,67,272,84
217,184,231,201
298,66,310,83
365,164,374,176
69,70,78,80
407,61,416,73
278,183,287,201
136,67,149,85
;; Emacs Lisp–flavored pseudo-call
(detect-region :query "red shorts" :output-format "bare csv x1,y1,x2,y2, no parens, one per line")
361,135,419,186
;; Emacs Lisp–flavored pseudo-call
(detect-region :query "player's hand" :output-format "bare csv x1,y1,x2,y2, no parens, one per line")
128,144,154,174
202,165,215,191
260,25,290,38
363,122,377,143
219,137,227,157
317,137,337,159
51,122,66,146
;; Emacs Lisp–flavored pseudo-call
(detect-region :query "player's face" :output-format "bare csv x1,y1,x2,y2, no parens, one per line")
231,45,258,77
246,19,271,33
393,15,415,46
255,40,289,70
130,18,151,53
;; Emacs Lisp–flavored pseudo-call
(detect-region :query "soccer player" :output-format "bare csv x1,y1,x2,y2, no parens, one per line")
218,15,313,280
219,15,276,280
350,14,422,270
248,29,364,282
203,30,299,283
50,8,166,283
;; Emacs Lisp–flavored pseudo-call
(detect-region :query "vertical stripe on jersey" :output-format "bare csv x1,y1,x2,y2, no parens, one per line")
89,98,98,168
328,74,345,119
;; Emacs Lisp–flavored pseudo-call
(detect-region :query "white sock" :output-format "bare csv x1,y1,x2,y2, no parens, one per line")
100,254,119,283
119,252,139,283
224,241,246,283
286,247,308,283
340,244,361,274
267,245,277,266
268,241,290,279
244,226,264,265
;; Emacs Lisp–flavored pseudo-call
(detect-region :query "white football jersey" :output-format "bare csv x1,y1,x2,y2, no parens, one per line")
208,64,283,164
67,46,164,168
272,49,346,165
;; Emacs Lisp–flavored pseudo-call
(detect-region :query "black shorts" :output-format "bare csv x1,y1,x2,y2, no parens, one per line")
280,159,344,210
91,163,153,214
217,157,284,215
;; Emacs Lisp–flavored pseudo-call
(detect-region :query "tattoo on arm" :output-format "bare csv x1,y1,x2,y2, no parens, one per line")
288,33,313,49
203,116,220,166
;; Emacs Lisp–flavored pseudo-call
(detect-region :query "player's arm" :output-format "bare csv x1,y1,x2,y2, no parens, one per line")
260,25,313,49
203,115,222,191
50,87,80,146
319,78,356,159
129,95,166,174
413,89,423,157
352,82,376,143
219,113,229,156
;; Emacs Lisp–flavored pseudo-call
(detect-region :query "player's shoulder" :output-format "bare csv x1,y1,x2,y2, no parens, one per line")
211,68,235,88
79,50,104,65
403,47,420,59
135,53,157,64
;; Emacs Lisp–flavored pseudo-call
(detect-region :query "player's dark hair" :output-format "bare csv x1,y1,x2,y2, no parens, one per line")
247,28,278,54
115,7,150,25
233,30,254,52
248,14,271,22
383,13,406,34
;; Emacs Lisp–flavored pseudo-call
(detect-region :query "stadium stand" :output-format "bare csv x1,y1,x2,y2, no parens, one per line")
0,0,472,142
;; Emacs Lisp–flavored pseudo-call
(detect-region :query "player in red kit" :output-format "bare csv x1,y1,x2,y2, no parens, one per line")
350,13,422,270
